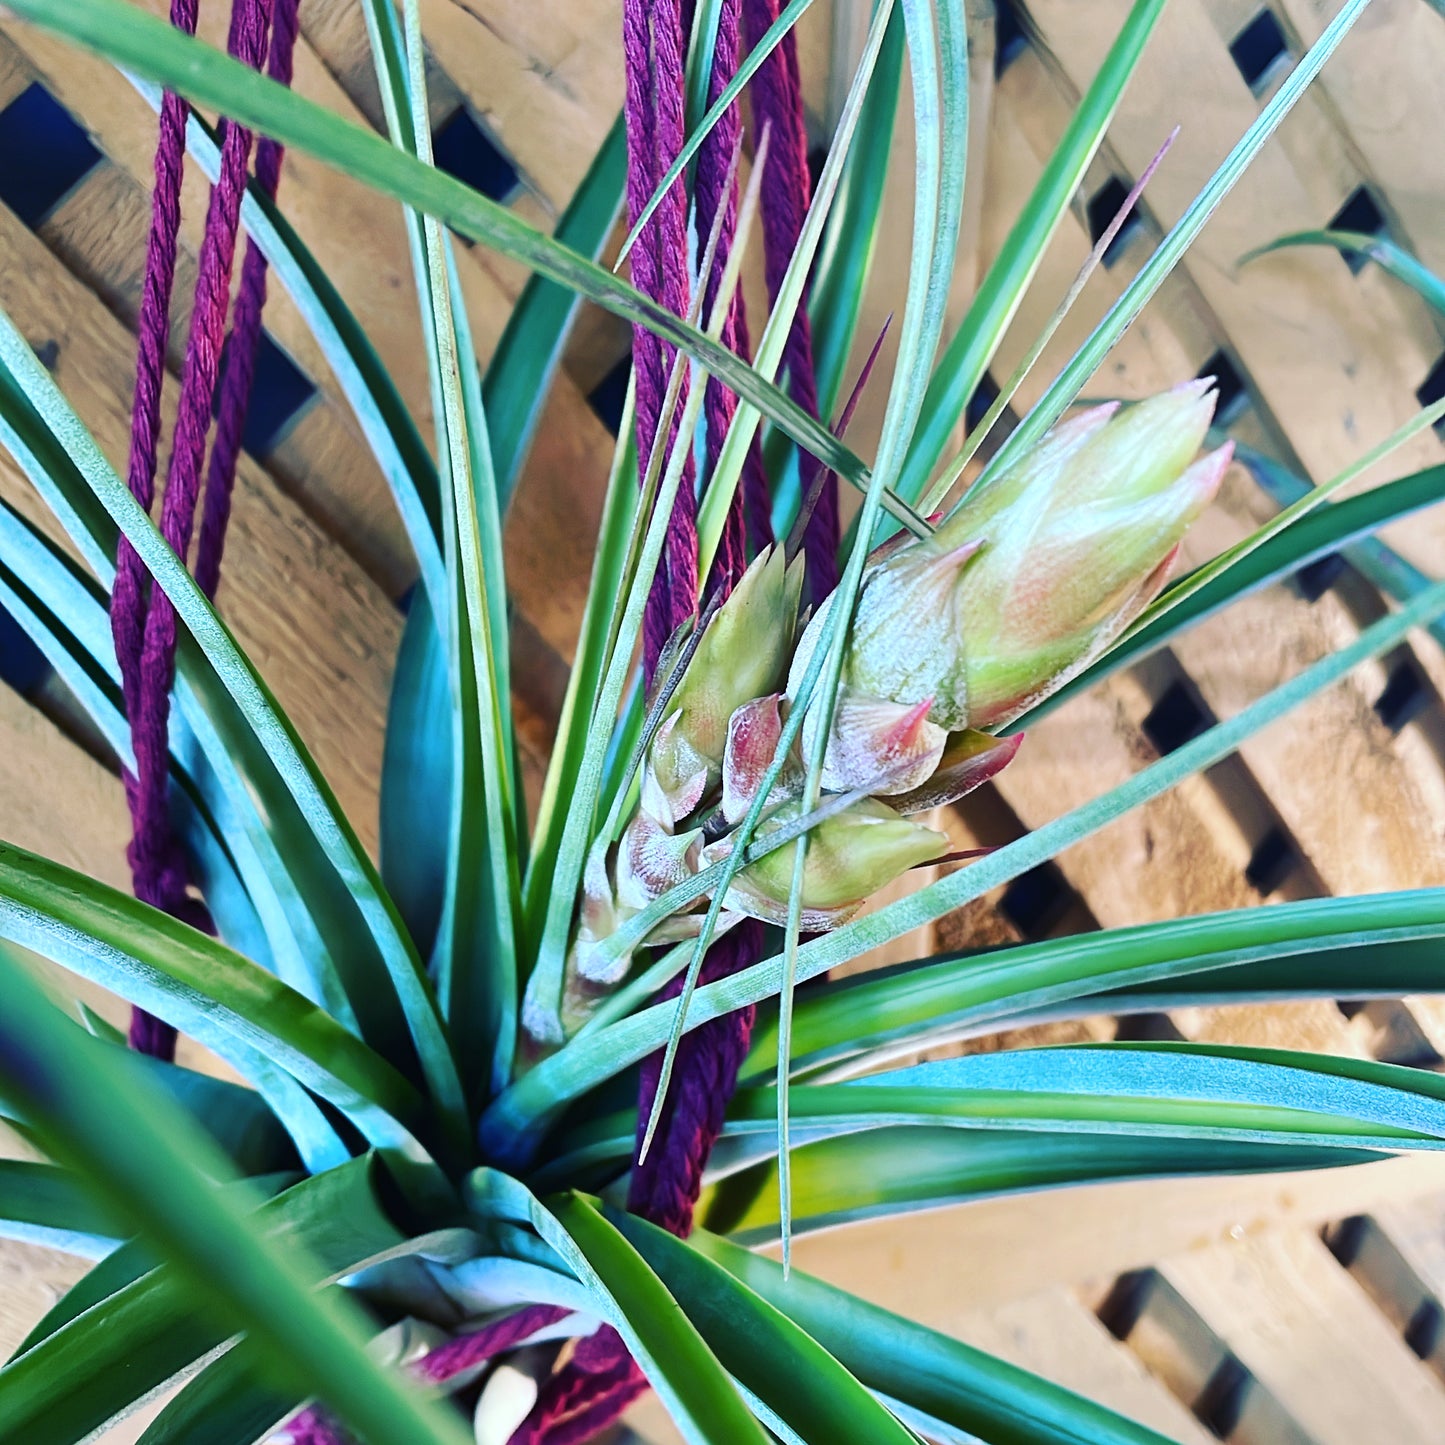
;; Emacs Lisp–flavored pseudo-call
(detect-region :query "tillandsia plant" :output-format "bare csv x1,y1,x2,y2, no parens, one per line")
5,1,1445,1444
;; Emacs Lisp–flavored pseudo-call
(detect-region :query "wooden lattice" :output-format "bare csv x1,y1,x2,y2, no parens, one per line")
3,2,1445,1442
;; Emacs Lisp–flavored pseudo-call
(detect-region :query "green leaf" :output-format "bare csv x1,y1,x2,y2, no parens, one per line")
0,1159,118,1259
10,0,869,494
687,1227,1189,1445
808,5,906,420
0,481,369,1067
699,1124,1380,1239
469,1174,772,1445
521,404,639,948
485,114,627,504
0,959,475,1445
368,0,521,1106
101,1045,299,1177
398,2,523,1092
136,1345,295,1445
601,1205,918,1445
755,890,1445,1082
544,1035,1445,1186
897,0,1167,504
162,87,445,608
380,592,451,963
742,1042,1445,1150
0,526,348,1171
483,574,1445,1159
0,306,469,1158
0,1157,471,1445
1242,228,1445,317
0,511,279,985
0,843,431,1157
1009,935,1445,1026
12,1173,294,1358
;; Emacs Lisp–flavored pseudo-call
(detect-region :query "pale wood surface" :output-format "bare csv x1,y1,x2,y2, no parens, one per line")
7,2,1445,1443
1160,1231,1445,1444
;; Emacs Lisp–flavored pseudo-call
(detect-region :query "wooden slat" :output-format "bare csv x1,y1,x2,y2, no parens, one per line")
0,676,248,1399
614,1286,1218,1445
32,156,408,589
1094,1267,1316,1445
980,37,1445,910
958,1287,1217,1445
5,7,619,682
1159,1230,1445,1444
413,0,620,214
290,4,622,674
1274,0,1445,284
1025,0,1445,561
1373,1193,1445,1308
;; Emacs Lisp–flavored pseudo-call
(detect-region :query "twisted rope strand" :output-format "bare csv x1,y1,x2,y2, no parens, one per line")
196,0,301,599
625,0,699,676
742,0,832,602
111,0,201,1011
117,0,275,1056
694,0,772,597
279,1306,570,1443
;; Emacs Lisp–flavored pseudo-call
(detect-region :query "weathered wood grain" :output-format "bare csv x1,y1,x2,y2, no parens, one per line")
0,196,397,850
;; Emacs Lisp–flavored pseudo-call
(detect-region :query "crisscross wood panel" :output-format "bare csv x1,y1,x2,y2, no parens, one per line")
3,3,1445,1443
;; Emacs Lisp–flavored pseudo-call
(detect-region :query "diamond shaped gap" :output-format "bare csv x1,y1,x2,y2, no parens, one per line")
1244,826,1299,895
1292,551,1350,604
1229,9,1291,94
587,355,632,437
1329,186,1387,274
0,83,103,229
1374,658,1431,734
1142,680,1212,756
1416,352,1445,436
998,862,1074,941
0,603,51,697
432,106,521,203
994,0,1030,76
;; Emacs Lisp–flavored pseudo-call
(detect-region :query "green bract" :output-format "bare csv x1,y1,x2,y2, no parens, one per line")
831,385,1231,733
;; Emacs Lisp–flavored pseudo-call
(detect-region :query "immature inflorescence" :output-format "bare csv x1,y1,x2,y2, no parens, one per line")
555,382,1231,1037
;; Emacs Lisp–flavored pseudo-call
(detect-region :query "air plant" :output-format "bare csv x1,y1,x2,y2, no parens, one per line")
2,1,1445,1445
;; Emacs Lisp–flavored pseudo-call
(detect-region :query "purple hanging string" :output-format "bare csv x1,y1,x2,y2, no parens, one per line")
115,0,276,1057
508,1326,650,1444
742,0,834,605
197,0,301,598
625,0,699,676
626,919,762,1233
281,1305,572,1444
694,0,773,596
111,0,202,1057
